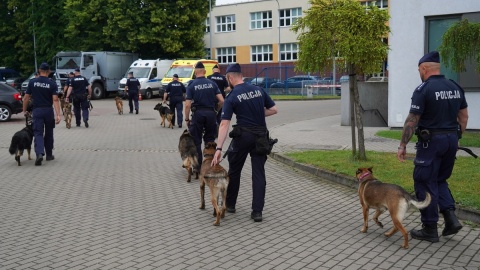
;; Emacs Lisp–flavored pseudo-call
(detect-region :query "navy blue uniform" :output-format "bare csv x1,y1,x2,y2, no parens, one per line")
126,77,140,113
165,80,186,126
409,75,468,225
221,83,276,213
186,76,221,168
26,76,58,157
208,72,229,125
70,75,90,126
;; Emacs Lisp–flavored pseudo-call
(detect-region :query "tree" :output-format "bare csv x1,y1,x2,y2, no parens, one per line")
292,0,389,160
439,19,480,73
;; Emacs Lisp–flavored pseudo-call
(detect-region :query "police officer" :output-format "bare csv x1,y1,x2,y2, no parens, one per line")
212,63,278,222
125,71,140,114
65,68,92,127
163,74,186,128
397,51,469,242
62,72,74,102
185,62,224,170
207,64,229,125
22,62,62,166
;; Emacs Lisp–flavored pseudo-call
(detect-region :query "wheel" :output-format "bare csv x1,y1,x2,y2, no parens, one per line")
0,104,12,122
145,89,153,99
91,82,104,100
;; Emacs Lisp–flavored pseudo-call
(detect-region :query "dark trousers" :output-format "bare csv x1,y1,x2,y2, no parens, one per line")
188,109,216,169
226,131,267,212
32,108,55,157
128,91,139,112
413,133,458,224
73,98,89,125
169,97,183,126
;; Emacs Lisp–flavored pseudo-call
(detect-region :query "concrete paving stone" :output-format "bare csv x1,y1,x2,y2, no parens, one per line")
322,259,341,268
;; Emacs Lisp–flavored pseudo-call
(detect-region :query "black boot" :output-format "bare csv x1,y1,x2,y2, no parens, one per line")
411,223,439,243
441,209,463,236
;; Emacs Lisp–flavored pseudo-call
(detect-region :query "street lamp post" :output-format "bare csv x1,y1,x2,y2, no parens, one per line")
209,0,213,59
31,0,38,72
275,0,281,80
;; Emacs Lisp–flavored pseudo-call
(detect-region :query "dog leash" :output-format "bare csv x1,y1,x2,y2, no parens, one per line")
458,147,478,159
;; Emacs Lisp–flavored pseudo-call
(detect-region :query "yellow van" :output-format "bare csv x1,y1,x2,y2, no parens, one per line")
161,59,219,87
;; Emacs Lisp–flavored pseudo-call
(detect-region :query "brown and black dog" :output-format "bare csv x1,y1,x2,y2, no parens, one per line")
63,102,73,129
154,103,174,129
200,142,229,226
8,111,33,166
356,167,431,249
115,96,123,115
178,129,199,182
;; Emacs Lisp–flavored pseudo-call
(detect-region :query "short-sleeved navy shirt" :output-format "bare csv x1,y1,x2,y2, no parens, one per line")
186,77,221,108
207,72,228,97
221,83,275,127
65,77,74,88
126,77,140,93
26,76,58,108
166,80,186,97
71,75,90,96
410,75,468,130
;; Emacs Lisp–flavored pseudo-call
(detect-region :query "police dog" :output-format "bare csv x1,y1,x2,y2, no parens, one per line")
356,167,432,249
9,111,33,166
200,142,229,226
115,96,123,115
154,103,174,128
178,129,199,182
63,102,73,129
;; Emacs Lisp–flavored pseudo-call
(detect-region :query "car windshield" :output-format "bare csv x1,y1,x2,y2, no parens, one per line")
56,56,81,69
165,66,193,78
125,67,150,78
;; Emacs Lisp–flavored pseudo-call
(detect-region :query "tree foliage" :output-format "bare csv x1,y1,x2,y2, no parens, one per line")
0,0,212,74
439,19,480,73
292,0,389,75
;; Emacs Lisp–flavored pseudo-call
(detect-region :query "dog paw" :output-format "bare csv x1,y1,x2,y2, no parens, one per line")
213,222,220,226
401,244,409,249
200,205,205,209
360,227,368,233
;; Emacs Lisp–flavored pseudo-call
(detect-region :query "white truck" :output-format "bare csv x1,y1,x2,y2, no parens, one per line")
54,51,138,99
118,59,173,99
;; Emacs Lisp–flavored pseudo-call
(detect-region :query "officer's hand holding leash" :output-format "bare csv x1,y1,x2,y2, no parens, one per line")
397,146,407,162
212,149,222,166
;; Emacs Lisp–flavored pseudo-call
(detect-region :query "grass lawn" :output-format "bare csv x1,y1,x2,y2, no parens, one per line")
376,130,480,148
285,150,480,211
269,95,340,100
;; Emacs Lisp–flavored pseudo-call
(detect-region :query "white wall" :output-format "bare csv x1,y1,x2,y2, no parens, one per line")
388,0,480,129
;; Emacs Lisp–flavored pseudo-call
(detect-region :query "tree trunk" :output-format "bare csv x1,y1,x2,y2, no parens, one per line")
353,77,367,160
348,64,356,157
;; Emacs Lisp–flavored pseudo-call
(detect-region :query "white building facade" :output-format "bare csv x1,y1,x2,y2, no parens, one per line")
388,0,480,129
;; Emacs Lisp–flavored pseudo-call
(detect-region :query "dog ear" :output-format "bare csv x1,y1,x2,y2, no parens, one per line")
356,168,362,175
368,167,373,173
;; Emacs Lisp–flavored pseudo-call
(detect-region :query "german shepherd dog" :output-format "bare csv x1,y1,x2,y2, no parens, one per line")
200,142,229,226
115,96,123,115
356,167,432,249
154,103,174,129
9,111,33,166
178,129,199,182
63,102,73,129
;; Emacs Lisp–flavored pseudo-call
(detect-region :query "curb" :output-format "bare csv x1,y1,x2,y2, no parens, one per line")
269,152,480,224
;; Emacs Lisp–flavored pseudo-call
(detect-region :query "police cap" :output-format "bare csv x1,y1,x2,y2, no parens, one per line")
74,68,80,72
173,74,179,78
226,63,241,74
213,64,219,69
69,72,74,75
418,51,440,66
194,62,205,69
128,71,134,75
39,62,50,70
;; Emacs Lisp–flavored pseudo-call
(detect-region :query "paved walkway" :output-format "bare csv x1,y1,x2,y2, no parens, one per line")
0,99,479,270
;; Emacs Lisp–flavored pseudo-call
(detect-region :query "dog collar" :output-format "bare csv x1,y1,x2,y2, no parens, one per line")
358,172,371,181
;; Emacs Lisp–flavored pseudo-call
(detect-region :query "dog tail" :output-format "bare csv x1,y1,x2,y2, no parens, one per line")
8,135,19,155
410,192,431,209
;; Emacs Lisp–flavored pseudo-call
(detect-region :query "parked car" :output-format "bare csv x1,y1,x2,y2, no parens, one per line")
242,77,253,84
270,75,320,88
250,77,279,88
1,68,24,91
0,82,23,122
21,71,62,96
339,75,349,83
6,77,24,91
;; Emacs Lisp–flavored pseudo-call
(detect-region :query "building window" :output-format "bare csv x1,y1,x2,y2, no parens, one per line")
361,0,388,9
279,7,302,27
217,47,236,64
427,17,460,81
251,45,273,62
205,48,211,59
216,15,236,32
280,43,298,61
250,11,272,29
205,18,210,33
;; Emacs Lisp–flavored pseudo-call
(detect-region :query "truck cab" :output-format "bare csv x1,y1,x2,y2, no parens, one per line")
118,59,173,99
161,59,219,88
